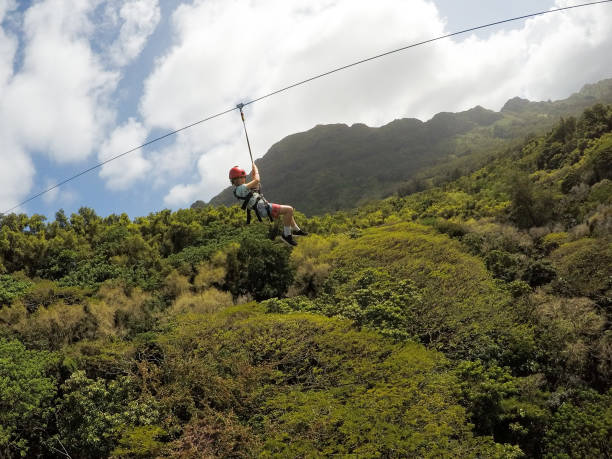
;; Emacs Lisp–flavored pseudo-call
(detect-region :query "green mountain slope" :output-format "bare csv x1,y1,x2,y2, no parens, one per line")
1,94,611,458
208,78,612,215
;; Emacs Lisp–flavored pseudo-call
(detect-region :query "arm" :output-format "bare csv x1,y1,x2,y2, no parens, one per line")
245,162,260,189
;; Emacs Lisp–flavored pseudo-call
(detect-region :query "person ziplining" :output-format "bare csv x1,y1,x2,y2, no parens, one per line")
230,104,307,246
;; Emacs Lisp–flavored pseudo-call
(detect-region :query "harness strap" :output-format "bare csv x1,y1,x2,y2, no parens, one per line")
234,188,273,224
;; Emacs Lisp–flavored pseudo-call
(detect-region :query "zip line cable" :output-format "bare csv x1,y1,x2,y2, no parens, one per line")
2,0,611,215
240,0,612,109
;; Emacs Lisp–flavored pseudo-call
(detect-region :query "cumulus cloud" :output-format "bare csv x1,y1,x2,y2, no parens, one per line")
99,118,151,189
0,0,160,211
0,1,16,86
163,142,237,207
0,140,35,214
109,0,161,66
4,0,119,163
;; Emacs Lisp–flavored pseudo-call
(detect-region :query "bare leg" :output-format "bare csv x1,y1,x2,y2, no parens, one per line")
277,205,294,227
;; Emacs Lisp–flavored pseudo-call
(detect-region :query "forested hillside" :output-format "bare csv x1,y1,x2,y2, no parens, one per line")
1,103,611,457
209,78,612,215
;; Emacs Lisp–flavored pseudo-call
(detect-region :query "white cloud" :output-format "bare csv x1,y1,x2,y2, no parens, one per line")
2,0,119,163
135,0,612,208
163,142,238,206
0,0,15,17
0,0,161,211
99,118,151,189
0,0,17,86
0,140,35,214
109,0,161,66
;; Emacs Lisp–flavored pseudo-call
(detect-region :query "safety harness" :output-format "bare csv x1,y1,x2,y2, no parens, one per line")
233,187,273,224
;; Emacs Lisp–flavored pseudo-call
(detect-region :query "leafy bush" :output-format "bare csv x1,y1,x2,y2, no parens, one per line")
0,274,31,306
0,339,58,457
484,250,524,282
528,292,607,385
308,223,534,363
543,389,612,459
224,235,294,301
155,308,521,457
550,238,612,301
56,370,162,458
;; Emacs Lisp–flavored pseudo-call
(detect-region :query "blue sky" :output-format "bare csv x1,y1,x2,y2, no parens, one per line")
2,0,612,220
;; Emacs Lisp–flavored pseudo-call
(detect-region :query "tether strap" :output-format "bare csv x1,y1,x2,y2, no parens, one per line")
237,103,254,164
237,103,262,195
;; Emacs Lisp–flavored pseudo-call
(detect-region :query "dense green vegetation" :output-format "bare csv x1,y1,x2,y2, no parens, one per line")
1,102,611,457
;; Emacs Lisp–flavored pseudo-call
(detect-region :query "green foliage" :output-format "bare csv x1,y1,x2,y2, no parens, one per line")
163,411,259,457
111,425,166,458
294,223,533,363
56,370,162,458
0,339,58,457
537,117,578,170
1,101,612,458
455,361,549,453
0,274,31,306
155,308,521,457
456,361,519,435
265,268,422,340
577,103,612,140
484,249,524,282
20,279,91,313
526,292,607,385
550,238,612,302
225,234,294,301
59,254,161,291
543,389,612,459
522,258,556,287
508,171,555,228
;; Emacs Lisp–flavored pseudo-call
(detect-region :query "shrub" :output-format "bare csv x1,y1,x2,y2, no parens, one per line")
0,339,58,457
540,232,569,254
0,274,32,306
15,303,98,350
550,238,612,301
21,280,90,313
543,389,612,459
521,259,556,287
224,235,294,301
288,234,336,297
193,251,227,291
529,292,606,384
484,250,524,282
158,309,522,457
163,270,191,300
56,370,162,458
168,289,233,316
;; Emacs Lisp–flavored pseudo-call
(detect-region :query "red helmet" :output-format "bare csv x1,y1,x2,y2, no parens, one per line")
229,166,246,180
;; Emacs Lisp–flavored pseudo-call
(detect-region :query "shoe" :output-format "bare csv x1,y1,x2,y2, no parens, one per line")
292,229,308,236
281,234,298,246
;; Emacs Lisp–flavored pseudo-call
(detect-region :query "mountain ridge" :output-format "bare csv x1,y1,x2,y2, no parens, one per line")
206,77,612,215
